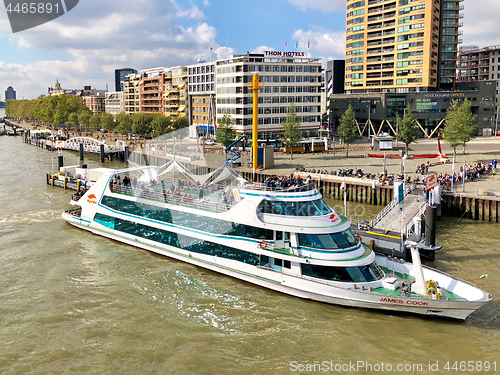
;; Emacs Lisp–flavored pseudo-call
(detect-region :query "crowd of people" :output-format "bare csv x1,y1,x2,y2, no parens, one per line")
420,160,497,189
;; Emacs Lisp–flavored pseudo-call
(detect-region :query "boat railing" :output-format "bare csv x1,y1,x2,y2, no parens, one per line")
111,185,234,213
369,183,416,228
244,183,316,193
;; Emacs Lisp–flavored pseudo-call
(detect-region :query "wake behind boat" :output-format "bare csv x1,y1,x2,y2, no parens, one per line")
61,162,492,320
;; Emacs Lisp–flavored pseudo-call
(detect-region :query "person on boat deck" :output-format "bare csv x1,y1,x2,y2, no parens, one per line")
305,175,311,185
173,186,181,195
199,188,204,200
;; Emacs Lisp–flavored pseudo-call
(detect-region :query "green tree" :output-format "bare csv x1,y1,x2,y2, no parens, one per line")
115,112,132,138
151,114,171,138
131,113,151,136
281,103,302,160
78,110,91,131
395,104,420,155
321,112,329,130
458,99,478,155
215,114,236,147
100,112,115,132
442,99,478,158
89,113,101,130
337,104,358,158
67,112,79,128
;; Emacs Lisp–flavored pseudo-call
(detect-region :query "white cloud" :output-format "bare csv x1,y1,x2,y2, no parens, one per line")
293,28,345,61
288,0,345,13
0,0,221,97
462,0,500,47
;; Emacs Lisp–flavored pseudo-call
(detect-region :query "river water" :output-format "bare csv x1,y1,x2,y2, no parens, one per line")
0,136,499,375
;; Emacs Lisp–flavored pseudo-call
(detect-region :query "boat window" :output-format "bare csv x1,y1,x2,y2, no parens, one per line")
284,232,290,241
101,195,273,241
317,234,339,249
298,229,358,250
276,231,283,241
257,198,332,216
274,258,282,267
94,213,260,266
283,260,291,269
260,255,270,267
331,232,350,248
298,233,324,249
301,262,384,282
342,229,358,246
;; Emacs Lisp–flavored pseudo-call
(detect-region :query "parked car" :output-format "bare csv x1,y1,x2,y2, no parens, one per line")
205,139,215,145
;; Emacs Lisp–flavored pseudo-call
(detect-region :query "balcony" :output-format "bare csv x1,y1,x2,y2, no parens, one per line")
383,29,395,36
367,40,382,46
368,6,383,13
368,15,383,22
368,24,383,30
367,48,382,55
367,32,383,39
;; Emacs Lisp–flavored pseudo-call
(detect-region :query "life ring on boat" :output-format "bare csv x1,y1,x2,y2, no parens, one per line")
254,182,261,190
355,235,362,243
259,240,268,249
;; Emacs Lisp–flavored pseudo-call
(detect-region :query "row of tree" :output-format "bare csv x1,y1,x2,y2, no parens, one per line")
5,95,189,138
337,99,478,157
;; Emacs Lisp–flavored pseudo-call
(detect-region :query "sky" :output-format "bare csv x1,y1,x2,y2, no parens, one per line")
0,0,499,100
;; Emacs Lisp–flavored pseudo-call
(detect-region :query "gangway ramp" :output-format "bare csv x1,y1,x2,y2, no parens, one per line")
370,185,427,235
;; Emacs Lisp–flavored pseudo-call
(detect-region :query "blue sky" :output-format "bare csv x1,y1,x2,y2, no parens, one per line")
0,0,498,99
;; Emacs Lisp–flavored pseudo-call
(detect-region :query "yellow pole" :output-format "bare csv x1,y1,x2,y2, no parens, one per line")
252,73,259,175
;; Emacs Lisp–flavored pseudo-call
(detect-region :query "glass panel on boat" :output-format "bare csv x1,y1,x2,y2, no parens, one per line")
301,263,384,282
257,199,332,216
342,229,358,246
93,213,260,266
317,234,339,249
298,228,358,250
101,196,273,240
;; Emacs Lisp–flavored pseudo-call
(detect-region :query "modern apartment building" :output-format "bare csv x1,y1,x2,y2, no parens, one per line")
163,66,188,119
187,61,216,136
139,67,165,114
215,52,322,137
115,68,137,92
457,45,500,83
123,73,140,114
344,0,463,94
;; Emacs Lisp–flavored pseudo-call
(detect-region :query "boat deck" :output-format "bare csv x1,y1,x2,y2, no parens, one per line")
376,266,467,301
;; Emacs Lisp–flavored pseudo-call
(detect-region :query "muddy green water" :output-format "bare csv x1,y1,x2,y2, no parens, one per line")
0,137,499,374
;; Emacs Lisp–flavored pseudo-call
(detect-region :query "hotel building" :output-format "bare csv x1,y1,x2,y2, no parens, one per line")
215,52,322,137
344,0,463,94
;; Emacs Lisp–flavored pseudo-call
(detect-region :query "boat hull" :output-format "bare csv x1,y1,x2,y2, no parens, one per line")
63,212,488,321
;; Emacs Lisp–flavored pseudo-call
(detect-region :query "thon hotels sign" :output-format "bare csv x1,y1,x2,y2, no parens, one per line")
265,51,306,57
4,0,79,33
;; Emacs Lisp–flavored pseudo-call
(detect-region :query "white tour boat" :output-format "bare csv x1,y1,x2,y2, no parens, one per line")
62,165,492,320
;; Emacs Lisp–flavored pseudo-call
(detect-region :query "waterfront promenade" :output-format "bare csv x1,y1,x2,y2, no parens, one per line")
16,117,500,196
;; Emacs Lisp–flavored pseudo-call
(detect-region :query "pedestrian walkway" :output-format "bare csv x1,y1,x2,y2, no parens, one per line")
372,187,426,234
